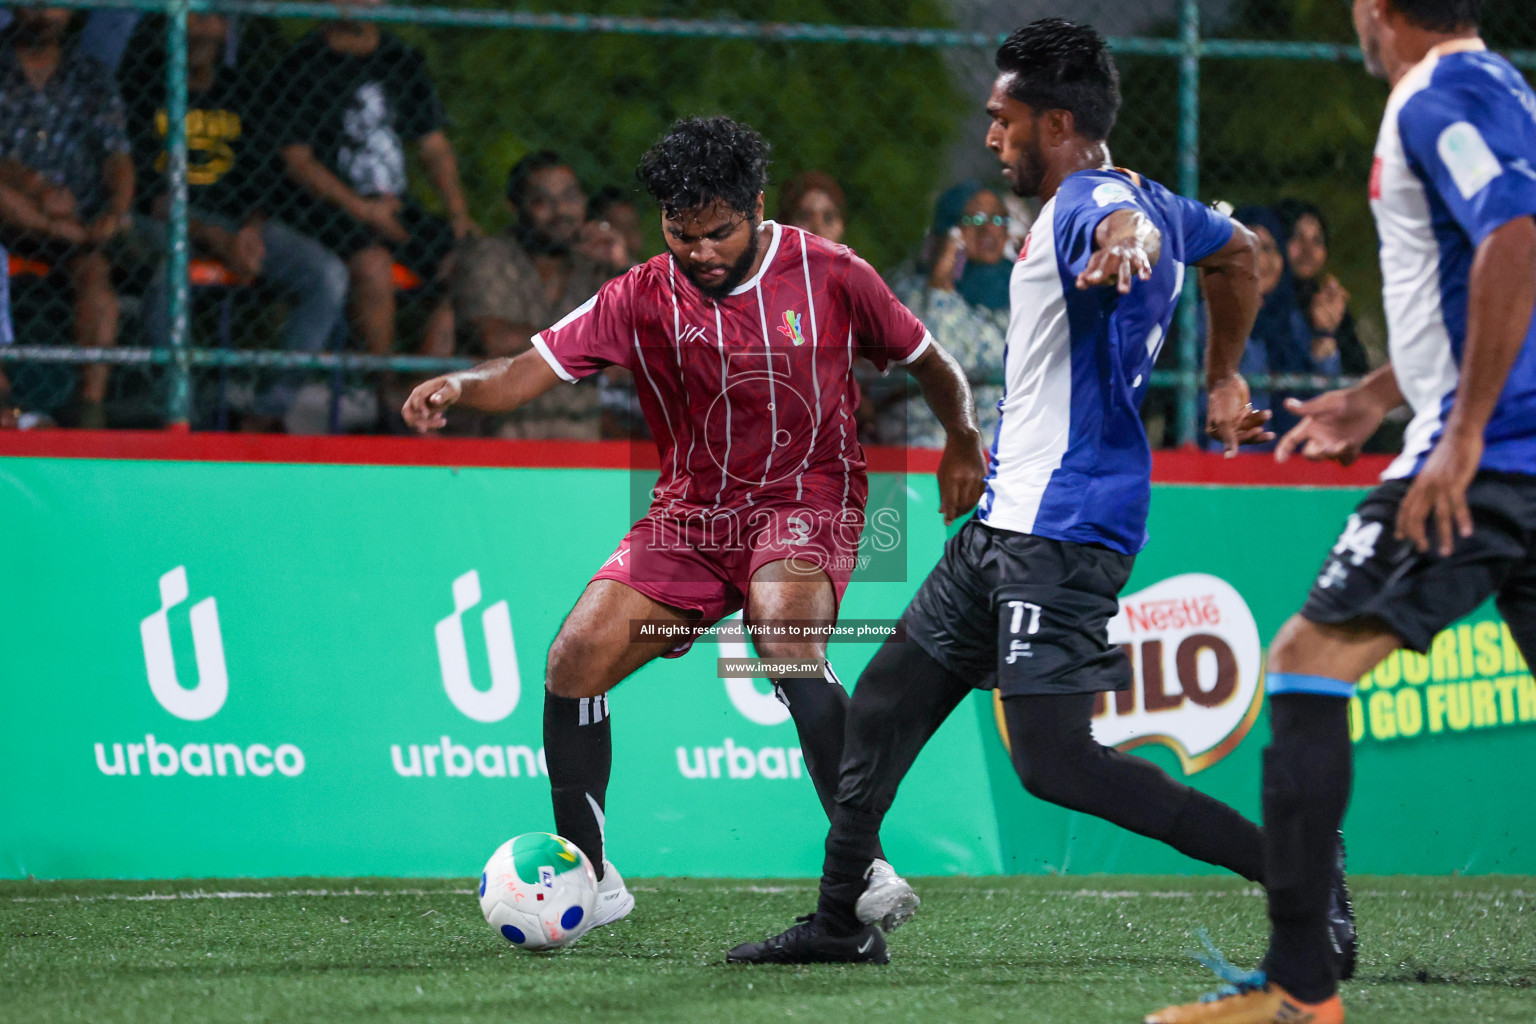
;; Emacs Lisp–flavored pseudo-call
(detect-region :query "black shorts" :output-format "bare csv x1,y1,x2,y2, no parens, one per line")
1300,473,1536,655
901,518,1135,697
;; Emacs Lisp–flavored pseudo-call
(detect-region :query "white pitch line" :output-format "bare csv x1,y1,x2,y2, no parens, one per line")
8,888,476,904
7,885,1529,905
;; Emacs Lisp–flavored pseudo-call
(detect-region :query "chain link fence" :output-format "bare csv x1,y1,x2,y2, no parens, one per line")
0,0,1532,444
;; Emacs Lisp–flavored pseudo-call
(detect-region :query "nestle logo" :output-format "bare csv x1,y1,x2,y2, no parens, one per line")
1124,595,1221,633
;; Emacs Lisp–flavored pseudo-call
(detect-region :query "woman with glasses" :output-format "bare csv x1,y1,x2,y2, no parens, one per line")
886,182,1012,448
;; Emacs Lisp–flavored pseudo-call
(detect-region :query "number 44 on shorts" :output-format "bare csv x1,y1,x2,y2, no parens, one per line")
1319,513,1383,589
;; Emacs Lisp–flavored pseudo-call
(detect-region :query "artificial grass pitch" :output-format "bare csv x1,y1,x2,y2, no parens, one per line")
3,875,1532,1024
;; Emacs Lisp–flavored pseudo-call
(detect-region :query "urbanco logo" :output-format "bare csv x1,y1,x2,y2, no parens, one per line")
393,571,542,779
95,567,302,778
993,573,1264,774
141,565,227,721
436,570,520,723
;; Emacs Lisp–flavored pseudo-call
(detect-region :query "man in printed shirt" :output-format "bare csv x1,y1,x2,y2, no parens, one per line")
0,6,133,427
403,117,987,936
1149,1,1536,1021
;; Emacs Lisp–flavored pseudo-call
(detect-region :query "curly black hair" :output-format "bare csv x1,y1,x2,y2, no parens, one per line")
1389,0,1481,31
636,116,771,219
995,18,1121,142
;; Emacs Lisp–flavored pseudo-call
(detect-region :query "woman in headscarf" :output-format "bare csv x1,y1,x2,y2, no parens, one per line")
886,181,1011,449
1275,198,1370,376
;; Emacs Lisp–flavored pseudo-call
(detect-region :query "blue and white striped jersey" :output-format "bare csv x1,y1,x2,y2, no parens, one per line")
1372,39,1536,481
977,168,1233,555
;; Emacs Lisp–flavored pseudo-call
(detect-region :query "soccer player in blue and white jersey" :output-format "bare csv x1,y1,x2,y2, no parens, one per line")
1147,1,1536,1022
727,18,1288,966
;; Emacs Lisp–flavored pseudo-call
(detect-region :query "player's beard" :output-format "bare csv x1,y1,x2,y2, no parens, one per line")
684,222,761,300
1003,136,1048,199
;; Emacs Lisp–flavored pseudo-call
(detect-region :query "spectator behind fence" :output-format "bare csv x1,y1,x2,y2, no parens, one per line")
0,7,133,428
273,2,476,357
450,151,607,439
1220,205,1316,448
886,182,1009,449
779,170,845,244
583,184,649,439
0,217,12,426
1275,197,1370,377
583,184,644,273
119,12,348,424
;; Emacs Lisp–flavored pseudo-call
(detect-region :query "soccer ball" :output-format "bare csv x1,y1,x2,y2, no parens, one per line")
478,832,599,951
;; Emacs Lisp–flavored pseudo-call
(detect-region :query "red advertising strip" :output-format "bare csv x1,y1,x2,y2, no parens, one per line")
0,430,1393,486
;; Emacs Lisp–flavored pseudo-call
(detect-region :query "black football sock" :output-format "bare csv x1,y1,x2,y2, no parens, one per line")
815,636,972,936
1262,692,1352,1004
543,690,613,882
775,663,885,861
1003,693,1265,883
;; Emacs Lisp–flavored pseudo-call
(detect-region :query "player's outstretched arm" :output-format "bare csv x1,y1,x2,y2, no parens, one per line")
1196,223,1273,455
401,349,564,432
1396,215,1536,556
906,343,988,525
1274,365,1403,467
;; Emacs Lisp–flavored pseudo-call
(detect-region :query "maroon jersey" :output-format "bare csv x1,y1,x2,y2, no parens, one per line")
532,222,930,513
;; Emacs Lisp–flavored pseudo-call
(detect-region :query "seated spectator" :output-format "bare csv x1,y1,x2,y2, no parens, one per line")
581,185,648,439
451,151,608,439
119,12,348,425
0,214,11,426
0,7,133,428
272,4,476,356
1275,198,1370,376
886,182,1010,449
582,184,645,272
779,171,845,244
1219,205,1316,447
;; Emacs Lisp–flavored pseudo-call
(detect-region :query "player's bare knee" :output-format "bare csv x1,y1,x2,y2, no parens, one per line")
544,629,615,699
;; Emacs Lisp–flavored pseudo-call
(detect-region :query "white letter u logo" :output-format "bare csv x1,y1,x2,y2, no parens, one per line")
436,570,520,723
140,566,228,721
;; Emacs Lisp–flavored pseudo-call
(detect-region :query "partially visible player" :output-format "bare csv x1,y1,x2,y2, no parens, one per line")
1147,1,1536,1022
727,18,1289,966
403,117,987,933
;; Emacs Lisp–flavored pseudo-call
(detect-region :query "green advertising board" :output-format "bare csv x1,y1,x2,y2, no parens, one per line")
2,456,1532,880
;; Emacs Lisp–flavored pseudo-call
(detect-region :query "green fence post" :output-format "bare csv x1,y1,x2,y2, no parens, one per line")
165,0,192,428
1176,0,1202,447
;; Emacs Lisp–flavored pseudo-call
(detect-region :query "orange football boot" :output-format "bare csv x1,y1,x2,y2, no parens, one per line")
1145,982,1344,1024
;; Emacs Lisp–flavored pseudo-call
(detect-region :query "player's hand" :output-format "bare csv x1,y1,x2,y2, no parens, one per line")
937,429,987,526
1395,427,1479,557
1205,374,1273,456
1076,241,1152,294
1274,388,1384,466
402,374,463,432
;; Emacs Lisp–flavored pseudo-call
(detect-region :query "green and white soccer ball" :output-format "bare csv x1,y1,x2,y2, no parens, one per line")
478,832,599,951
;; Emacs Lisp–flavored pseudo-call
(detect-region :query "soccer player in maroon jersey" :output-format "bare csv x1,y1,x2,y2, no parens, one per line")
403,117,987,932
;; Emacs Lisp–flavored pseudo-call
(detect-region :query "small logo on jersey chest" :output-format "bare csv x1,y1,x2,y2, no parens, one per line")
679,323,709,345
777,310,806,346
